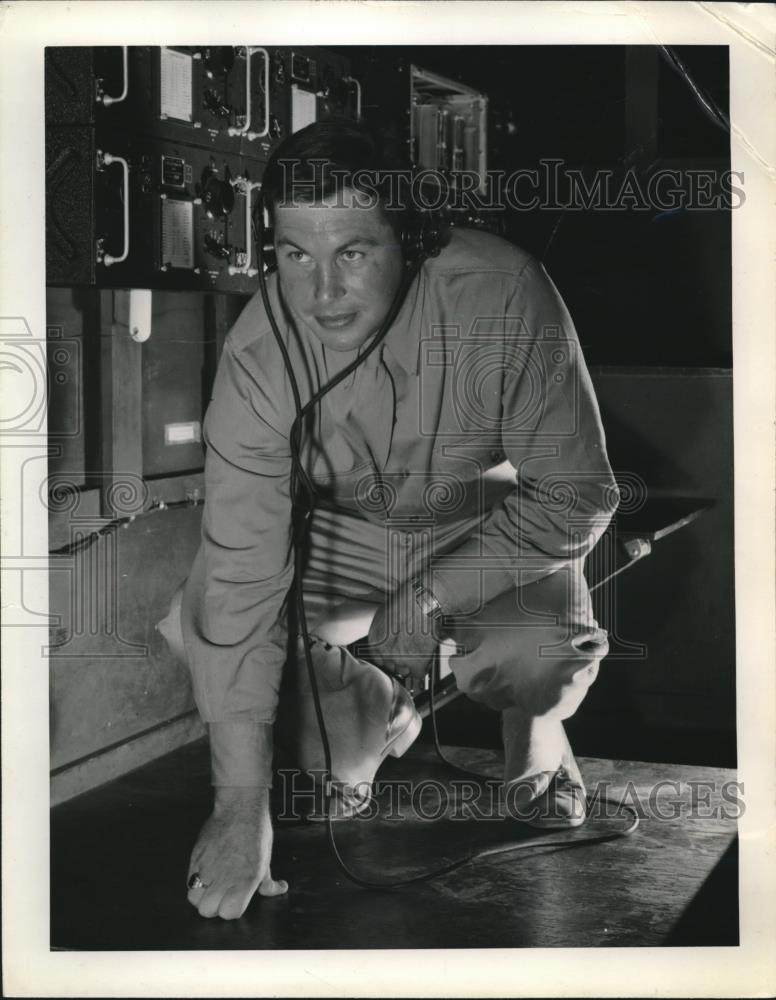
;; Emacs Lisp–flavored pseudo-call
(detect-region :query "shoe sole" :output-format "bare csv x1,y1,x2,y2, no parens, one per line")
524,813,587,830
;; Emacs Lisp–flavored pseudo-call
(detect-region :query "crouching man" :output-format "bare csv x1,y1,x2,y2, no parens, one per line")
158,119,618,919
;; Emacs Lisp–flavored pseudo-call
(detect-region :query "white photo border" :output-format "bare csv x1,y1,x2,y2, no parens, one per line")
1,2,774,996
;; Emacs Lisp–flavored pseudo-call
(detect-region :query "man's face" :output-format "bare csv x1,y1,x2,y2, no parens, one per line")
272,189,404,353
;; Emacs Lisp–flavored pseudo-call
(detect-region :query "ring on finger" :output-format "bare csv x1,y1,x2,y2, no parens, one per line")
188,872,209,891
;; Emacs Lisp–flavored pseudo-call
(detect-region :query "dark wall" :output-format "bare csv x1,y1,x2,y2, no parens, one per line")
584,367,736,765
346,45,733,368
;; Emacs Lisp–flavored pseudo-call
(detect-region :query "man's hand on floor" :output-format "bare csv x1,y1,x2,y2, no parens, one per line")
187,787,287,920
366,582,439,680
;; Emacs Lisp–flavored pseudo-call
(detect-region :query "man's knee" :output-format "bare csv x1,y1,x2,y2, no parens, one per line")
534,622,607,717
450,617,607,717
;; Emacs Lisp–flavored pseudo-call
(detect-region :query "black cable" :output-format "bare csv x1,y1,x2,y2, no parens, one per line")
257,202,468,888
317,660,639,890
49,496,204,556
255,197,639,890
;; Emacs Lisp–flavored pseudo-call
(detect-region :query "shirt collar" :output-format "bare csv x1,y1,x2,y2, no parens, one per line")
381,268,423,376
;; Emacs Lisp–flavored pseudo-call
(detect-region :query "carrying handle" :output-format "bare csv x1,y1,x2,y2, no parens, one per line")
228,179,261,276
96,47,129,107
98,151,130,267
228,47,270,140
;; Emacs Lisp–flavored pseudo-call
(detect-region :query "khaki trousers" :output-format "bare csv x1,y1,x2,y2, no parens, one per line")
161,497,609,785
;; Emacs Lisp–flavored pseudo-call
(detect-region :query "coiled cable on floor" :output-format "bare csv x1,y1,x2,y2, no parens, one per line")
255,206,639,890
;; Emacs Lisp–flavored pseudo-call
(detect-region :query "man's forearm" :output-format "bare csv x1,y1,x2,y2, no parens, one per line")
208,721,274,788
430,545,515,617
429,488,616,619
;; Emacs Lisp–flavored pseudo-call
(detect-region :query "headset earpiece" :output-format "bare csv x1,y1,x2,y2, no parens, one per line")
401,207,445,268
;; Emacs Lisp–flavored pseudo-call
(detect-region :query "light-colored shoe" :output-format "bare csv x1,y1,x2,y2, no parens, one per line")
522,759,587,829
502,719,588,829
286,637,423,820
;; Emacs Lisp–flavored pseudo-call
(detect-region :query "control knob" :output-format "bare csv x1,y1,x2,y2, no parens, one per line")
204,234,231,259
199,166,235,218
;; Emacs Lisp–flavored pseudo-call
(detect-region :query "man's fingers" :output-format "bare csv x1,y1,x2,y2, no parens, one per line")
193,873,286,920
187,884,207,906
196,883,228,919
217,881,260,920
188,872,283,918
258,870,289,897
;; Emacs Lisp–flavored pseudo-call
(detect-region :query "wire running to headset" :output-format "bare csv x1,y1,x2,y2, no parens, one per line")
254,191,638,891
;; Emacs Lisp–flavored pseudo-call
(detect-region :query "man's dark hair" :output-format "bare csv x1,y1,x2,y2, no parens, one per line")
261,118,412,238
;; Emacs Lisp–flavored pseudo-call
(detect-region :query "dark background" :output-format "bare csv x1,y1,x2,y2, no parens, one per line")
340,45,732,368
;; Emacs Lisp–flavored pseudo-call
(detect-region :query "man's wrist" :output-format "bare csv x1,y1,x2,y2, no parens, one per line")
213,786,269,814
208,721,274,788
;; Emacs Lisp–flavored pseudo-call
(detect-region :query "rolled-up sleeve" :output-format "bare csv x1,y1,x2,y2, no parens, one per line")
181,335,294,782
431,257,619,615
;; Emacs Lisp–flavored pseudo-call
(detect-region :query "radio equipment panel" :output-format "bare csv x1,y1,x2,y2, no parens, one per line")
47,128,265,293
46,46,355,158
45,45,357,292
411,64,487,189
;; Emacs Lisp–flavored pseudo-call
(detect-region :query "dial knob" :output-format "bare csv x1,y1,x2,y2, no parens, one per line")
199,168,235,218
203,89,231,119
204,234,231,259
